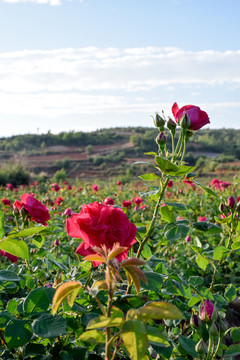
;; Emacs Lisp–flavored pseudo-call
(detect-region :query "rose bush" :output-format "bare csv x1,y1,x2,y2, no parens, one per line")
172,102,210,130
13,193,50,225
66,201,137,266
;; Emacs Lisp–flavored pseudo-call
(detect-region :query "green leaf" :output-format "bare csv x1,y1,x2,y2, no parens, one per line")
163,202,187,210
32,314,68,338
7,226,57,238
0,238,29,260
165,224,189,243
0,270,20,282
23,343,46,357
23,287,52,315
137,301,184,322
213,246,230,260
225,284,236,303
0,210,5,239
188,297,201,307
160,206,174,223
189,276,204,286
178,335,198,358
132,161,155,167
192,180,218,197
175,165,196,176
5,319,32,350
87,315,124,330
155,156,179,175
192,221,222,234
139,173,160,181
196,254,209,271
142,244,152,260
225,344,240,357
140,271,163,293
121,319,148,360
79,329,105,344
144,152,158,156
231,241,240,250
146,325,169,346
190,245,203,254
231,328,240,343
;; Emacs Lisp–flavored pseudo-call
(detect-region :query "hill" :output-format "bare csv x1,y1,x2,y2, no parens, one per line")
0,127,240,184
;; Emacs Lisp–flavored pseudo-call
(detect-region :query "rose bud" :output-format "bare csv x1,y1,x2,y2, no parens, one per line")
167,118,176,133
195,339,207,355
219,203,229,215
190,314,202,330
209,322,219,339
227,196,235,209
54,239,60,246
180,112,191,129
200,299,217,323
154,113,165,131
185,235,191,243
155,132,167,150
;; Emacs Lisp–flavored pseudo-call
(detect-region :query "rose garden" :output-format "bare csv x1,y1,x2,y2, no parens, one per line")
0,103,240,359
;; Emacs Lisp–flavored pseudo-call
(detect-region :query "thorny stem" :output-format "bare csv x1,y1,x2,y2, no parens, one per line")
136,176,169,259
206,336,213,360
174,131,183,159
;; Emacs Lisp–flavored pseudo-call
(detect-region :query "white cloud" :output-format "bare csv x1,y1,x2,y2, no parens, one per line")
0,46,239,134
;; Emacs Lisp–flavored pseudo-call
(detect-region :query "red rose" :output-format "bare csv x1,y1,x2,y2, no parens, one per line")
122,200,132,208
14,193,50,226
132,197,143,206
172,102,210,131
0,250,18,263
103,197,115,206
55,196,64,206
66,201,137,266
1,198,11,206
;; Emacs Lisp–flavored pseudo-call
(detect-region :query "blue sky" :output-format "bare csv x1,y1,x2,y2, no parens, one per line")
0,0,240,136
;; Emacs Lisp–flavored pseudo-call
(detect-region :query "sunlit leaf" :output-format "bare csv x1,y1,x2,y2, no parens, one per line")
52,281,82,315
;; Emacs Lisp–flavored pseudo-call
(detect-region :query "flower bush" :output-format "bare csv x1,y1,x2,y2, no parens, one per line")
1,103,240,359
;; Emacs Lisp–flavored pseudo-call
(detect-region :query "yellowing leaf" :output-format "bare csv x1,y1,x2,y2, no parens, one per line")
87,315,124,330
92,280,108,291
52,281,82,315
83,254,105,262
79,330,105,344
137,301,184,322
121,320,148,360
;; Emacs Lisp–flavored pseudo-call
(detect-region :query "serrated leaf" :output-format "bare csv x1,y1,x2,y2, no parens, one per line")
175,165,196,176
155,156,179,175
32,314,68,338
52,281,82,315
225,284,236,303
0,270,20,282
108,246,128,261
189,276,204,286
0,238,29,260
24,287,52,314
5,319,32,350
165,224,189,242
196,254,209,271
87,315,124,330
192,221,222,234
225,344,240,357
231,242,240,250
137,301,184,322
139,173,160,181
121,319,148,360
213,246,230,260
190,245,203,254
163,202,187,210
178,335,198,358
121,258,146,267
160,206,174,223
92,280,108,291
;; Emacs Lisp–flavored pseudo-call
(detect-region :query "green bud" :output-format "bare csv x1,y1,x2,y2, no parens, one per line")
195,339,207,355
154,113,165,131
180,112,191,129
209,323,219,339
155,132,167,146
167,118,177,133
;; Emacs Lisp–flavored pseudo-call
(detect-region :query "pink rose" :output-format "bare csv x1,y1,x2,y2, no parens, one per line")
172,102,210,131
14,193,50,226
92,184,99,191
66,201,137,266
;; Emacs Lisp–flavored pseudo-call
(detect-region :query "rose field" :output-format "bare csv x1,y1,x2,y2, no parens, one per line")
1,104,240,360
